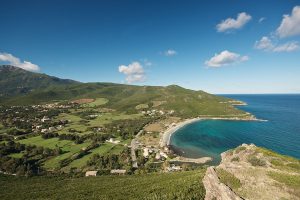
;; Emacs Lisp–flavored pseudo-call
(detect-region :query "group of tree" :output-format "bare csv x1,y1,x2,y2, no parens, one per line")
0,141,62,176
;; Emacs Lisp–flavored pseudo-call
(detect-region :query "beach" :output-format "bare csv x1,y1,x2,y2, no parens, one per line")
160,114,263,148
160,117,201,148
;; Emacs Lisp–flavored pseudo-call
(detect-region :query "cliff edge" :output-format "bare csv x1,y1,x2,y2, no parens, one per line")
203,144,300,200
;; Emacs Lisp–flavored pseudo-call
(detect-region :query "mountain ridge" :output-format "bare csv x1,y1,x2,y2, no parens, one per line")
0,65,246,118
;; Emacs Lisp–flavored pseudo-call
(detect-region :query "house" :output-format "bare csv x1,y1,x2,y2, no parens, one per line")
41,116,50,122
155,152,161,160
143,148,149,158
85,171,97,177
35,125,42,130
106,138,120,144
167,165,181,172
160,152,168,159
48,127,56,132
41,129,49,133
110,169,126,175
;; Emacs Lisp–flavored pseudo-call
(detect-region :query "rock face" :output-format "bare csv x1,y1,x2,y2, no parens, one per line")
203,167,242,200
203,144,300,200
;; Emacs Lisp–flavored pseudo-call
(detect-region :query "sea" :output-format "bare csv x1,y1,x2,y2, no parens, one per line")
170,94,300,165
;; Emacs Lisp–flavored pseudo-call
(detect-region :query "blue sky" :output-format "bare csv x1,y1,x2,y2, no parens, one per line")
0,0,300,94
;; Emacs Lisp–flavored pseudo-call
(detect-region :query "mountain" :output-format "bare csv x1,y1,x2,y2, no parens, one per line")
0,65,78,97
0,65,247,118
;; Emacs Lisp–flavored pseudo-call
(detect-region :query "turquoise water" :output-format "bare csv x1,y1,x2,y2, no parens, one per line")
170,94,300,165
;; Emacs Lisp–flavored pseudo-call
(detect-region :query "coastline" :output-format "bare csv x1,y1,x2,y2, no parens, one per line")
160,115,265,148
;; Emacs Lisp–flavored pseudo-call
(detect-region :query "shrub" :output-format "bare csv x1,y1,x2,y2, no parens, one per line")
248,155,266,167
216,168,241,191
235,146,246,154
231,157,240,162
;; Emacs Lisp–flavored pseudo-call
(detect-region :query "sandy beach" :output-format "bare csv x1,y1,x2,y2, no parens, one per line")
160,117,201,148
160,114,266,148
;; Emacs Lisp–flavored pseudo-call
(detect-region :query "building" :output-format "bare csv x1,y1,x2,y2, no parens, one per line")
41,116,50,122
85,171,97,177
110,169,126,175
41,129,49,133
106,138,120,144
143,148,149,158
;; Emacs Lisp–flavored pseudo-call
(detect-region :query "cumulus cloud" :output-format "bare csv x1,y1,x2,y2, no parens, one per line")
0,52,40,72
205,50,249,67
277,6,300,38
164,49,177,56
216,12,252,32
118,61,146,83
254,36,274,50
254,36,299,52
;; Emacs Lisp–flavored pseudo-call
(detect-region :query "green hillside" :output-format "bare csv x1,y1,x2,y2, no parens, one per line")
0,65,78,97
0,65,246,118
0,169,206,200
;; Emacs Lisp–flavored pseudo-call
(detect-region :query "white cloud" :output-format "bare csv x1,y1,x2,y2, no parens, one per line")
254,36,274,50
254,36,299,52
216,12,252,32
0,52,40,72
118,61,146,83
205,50,249,67
259,17,266,23
164,49,177,56
273,41,299,52
277,6,300,38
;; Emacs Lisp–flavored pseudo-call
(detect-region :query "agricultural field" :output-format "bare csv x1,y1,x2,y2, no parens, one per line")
0,169,206,200
63,143,119,171
16,135,128,172
83,98,109,107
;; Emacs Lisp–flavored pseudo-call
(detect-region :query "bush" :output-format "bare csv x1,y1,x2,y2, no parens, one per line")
216,168,241,191
235,146,246,154
231,157,240,162
248,155,266,167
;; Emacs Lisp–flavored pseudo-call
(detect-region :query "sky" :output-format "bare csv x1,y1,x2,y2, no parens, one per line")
0,0,300,94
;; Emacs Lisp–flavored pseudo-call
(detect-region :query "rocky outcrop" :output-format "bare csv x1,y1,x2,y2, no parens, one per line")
203,167,242,200
203,144,300,200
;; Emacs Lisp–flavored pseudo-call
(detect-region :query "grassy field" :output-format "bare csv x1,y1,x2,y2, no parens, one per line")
19,136,73,149
88,113,142,126
43,141,91,170
83,98,108,107
55,112,142,134
63,143,117,170
0,169,206,200
17,136,95,170
17,136,126,171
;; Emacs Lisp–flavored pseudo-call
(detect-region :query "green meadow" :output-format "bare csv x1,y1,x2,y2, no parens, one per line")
0,169,206,200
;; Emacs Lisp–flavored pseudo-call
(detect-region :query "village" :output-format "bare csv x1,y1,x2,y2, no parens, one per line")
0,99,200,177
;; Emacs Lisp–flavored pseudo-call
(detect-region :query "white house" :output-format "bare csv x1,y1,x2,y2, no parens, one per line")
41,116,50,122
110,169,126,175
85,171,97,177
143,148,149,158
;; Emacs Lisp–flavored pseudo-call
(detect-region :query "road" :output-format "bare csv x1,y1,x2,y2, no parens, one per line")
130,129,143,168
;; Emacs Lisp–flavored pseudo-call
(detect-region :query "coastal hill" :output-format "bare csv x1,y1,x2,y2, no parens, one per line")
0,65,247,118
1,144,299,200
0,65,78,97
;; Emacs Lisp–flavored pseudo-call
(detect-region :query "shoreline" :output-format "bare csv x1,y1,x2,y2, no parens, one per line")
160,115,266,148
